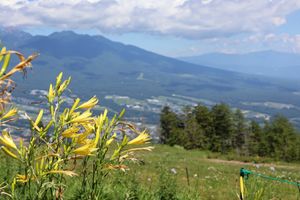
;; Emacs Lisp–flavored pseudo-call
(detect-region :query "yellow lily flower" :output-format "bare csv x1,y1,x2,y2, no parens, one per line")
1,146,18,159
48,84,55,103
57,77,71,95
106,164,128,172
127,131,151,145
31,109,44,132
0,131,18,150
106,133,117,146
82,123,95,133
78,138,93,145
16,174,29,183
76,124,94,144
1,108,18,120
34,110,43,126
56,72,63,88
69,110,93,123
0,47,6,58
70,98,80,114
46,170,78,177
90,109,108,146
77,96,98,110
62,126,80,138
123,146,154,153
73,143,98,156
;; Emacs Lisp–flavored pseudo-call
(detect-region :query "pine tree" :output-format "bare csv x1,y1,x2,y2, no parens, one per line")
160,106,177,144
184,112,206,150
193,104,213,149
265,115,298,161
248,120,264,156
210,103,234,153
232,109,248,155
160,106,186,146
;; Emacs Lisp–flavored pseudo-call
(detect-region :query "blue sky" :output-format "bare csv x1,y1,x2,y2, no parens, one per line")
1,0,300,57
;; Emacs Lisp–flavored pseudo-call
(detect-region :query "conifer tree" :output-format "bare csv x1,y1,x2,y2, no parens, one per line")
210,103,234,153
160,106,185,145
232,109,248,155
184,112,206,149
193,104,213,149
265,116,298,161
248,120,264,156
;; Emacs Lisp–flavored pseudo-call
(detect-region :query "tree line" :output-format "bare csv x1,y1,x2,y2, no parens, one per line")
160,104,300,162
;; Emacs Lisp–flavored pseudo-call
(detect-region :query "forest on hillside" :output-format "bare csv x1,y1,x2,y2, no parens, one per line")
160,104,300,162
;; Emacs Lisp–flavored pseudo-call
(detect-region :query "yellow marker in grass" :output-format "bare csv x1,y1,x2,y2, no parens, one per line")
240,175,245,200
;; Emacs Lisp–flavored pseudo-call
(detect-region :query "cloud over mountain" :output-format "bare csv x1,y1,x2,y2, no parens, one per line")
1,0,300,39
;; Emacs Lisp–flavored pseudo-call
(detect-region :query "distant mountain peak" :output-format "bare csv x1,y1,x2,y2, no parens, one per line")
0,27,32,48
48,30,79,38
0,26,32,37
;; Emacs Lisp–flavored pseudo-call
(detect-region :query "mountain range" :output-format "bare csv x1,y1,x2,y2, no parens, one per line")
1,28,300,126
179,51,300,80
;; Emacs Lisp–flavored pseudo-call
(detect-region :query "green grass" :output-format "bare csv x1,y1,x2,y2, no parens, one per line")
1,145,300,199
122,145,300,199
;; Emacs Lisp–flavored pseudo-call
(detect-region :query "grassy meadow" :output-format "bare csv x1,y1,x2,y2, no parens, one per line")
0,142,299,199
122,145,300,199
58,144,300,200
23,145,299,200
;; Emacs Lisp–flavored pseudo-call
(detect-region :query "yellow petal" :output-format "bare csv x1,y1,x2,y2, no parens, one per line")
1,108,18,120
76,124,94,143
62,126,80,138
1,146,18,159
46,170,78,177
93,109,108,146
77,138,93,145
106,133,117,146
105,164,128,172
127,131,151,145
34,109,43,127
123,146,154,153
16,174,29,183
48,84,55,103
77,133,92,144
56,72,63,88
0,47,6,63
69,110,93,123
77,96,98,110
0,131,18,150
0,52,10,76
73,143,98,156
70,98,80,114
57,77,71,95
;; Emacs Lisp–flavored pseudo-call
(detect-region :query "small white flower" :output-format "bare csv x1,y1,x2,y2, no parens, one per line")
208,166,216,171
170,168,177,174
270,166,276,172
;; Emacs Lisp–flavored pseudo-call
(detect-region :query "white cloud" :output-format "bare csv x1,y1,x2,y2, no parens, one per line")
0,0,300,39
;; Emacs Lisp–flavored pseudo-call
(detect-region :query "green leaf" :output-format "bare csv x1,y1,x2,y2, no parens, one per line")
0,47,6,62
0,53,11,77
